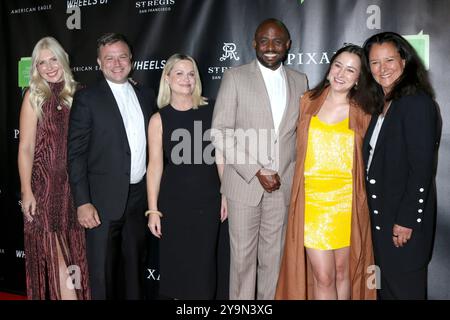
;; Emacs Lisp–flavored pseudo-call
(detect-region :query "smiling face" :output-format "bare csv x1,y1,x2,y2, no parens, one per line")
97,40,132,84
327,51,361,94
166,59,196,97
36,48,64,83
253,22,291,70
368,41,406,94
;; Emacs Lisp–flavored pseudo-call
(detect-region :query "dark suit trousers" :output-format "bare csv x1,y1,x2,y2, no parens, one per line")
86,179,148,300
378,267,427,300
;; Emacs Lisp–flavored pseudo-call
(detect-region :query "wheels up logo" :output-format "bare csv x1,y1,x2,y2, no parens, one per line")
66,0,109,8
18,57,31,89
66,1,110,29
403,31,430,70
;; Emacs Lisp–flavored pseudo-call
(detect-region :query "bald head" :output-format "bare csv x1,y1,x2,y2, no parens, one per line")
253,18,291,70
254,18,290,41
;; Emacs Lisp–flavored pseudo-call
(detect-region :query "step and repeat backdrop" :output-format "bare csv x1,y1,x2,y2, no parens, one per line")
1,0,449,299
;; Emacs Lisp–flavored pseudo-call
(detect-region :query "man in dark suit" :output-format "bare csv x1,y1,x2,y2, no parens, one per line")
68,33,156,299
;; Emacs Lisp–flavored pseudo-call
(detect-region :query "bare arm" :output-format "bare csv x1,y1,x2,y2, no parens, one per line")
18,90,37,222
146,113,164,238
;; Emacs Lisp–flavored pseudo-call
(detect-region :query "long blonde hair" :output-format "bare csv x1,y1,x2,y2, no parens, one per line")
29,37,77,119
157,53,207,109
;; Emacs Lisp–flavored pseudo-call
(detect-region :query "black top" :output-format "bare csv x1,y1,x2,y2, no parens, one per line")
363,92,438,273
157,103,221,299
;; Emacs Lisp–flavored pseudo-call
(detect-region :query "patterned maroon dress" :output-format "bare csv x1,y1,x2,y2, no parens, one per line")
23,81,90,299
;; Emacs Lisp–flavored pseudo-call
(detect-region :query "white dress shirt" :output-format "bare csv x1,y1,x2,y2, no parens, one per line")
367,114,385,172
106,79,146,184
258,61,287,172
257,61,287,134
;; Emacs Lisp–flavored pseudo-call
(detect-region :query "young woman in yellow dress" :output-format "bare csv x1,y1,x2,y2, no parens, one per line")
276,44,378,300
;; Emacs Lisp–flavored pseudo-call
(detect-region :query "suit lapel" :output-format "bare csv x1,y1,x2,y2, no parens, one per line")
99,78,131,152
369,100,396,166
363,100,396,172
363,114,378,166
277,68,293,136
131,83,149,140
373,105,393,148
251,60,275,130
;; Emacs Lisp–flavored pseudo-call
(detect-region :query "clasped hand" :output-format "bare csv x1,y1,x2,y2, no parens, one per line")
77,203,101,229
392,224,413,248
256,169,281,193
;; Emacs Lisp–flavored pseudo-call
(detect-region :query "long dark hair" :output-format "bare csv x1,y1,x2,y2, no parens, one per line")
309,44,378,114
363,32,435,110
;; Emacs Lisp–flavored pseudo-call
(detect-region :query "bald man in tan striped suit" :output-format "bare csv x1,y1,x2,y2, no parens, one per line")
211,18,308,300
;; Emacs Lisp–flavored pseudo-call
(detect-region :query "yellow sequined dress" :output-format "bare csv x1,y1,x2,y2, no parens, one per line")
304,116,354,250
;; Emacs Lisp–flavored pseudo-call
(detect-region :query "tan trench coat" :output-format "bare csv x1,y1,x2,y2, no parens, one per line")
275,87,377,300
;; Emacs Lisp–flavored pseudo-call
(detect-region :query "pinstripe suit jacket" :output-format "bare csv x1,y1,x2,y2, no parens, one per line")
212,60,308,206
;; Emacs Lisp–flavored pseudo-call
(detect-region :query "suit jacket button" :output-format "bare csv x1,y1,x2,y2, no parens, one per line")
375,226,381,230
371,194,377,199
369,179,376,184
417,218,422,223
373,210,379,214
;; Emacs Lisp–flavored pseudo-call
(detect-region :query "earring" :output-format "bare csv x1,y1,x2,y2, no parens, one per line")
354,82,358,90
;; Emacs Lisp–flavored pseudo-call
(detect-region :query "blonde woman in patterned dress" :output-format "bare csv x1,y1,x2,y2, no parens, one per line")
18,37,90,300
276,45,377,300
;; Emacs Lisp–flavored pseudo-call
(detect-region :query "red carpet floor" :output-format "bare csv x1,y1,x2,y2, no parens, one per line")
0,292,27,300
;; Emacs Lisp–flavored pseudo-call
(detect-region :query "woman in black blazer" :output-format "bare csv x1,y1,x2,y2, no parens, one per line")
362,32,439,299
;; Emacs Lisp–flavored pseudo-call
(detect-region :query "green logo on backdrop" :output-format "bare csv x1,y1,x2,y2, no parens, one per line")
18,57,32,88
403,31,429,70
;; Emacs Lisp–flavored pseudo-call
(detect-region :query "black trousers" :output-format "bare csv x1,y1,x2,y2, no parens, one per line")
86,180,148,300
378,267,428,300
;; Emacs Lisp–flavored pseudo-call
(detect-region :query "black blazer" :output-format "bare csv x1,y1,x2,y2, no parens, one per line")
363,92,438,273
68,78,156,220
